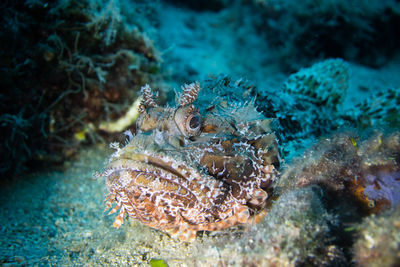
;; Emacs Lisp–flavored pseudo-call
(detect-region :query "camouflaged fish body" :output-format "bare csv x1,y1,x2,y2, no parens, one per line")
103,79,280,241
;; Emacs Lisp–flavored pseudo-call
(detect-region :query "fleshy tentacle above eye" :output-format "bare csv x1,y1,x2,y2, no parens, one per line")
139,84,158,113
179,82,200,106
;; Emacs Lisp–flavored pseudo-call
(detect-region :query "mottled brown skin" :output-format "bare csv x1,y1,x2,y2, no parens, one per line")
102,82,280,241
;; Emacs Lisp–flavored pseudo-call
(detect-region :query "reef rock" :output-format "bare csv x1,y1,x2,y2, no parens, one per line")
354,207,400,267
281,131,400,214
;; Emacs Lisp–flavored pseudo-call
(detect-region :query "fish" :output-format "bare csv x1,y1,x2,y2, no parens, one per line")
101,78,280,241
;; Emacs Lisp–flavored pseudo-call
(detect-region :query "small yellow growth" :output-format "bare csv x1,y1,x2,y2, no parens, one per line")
74,129,87,141
74,123,95,142
378,136,382,145
99,96,142,132
350,137,358,148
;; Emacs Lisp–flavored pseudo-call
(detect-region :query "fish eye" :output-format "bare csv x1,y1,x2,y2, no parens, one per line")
186,113,201,133
174,106,202,137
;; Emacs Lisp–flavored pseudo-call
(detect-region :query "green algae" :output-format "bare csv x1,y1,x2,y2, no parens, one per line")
150,258,169,267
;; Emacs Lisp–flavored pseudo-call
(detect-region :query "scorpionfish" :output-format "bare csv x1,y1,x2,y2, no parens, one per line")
102,77,280,241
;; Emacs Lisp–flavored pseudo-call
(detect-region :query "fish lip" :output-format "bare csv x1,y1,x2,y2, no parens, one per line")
130,153,191,180
105,153,193,188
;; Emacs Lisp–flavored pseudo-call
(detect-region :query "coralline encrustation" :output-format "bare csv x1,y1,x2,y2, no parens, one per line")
256,58,350,158
281,131,400,213
354,207,400,267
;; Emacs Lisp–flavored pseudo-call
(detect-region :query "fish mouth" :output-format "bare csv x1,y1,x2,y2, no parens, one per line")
115,153,192,179
103,152,253,241
104,152,198,195
130,154,191,181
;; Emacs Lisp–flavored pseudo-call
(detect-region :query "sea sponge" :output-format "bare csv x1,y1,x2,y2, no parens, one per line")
198,188,344,266
282,58,349,109
256,59,350,159
351,88,400,129
0,0,162,177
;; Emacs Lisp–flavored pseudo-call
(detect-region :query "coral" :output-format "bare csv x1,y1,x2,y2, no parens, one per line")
350,88,400,129
280,131,400,214
357,132,400,210
199,188,345,266
354,208,400,267
255,59,350,159
98,96,142,132
255,58,399,161
86,0,122,47
282,58,349,109
0,0,162,177
249,0,400,70
277,131,400,263
363,170,400,209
